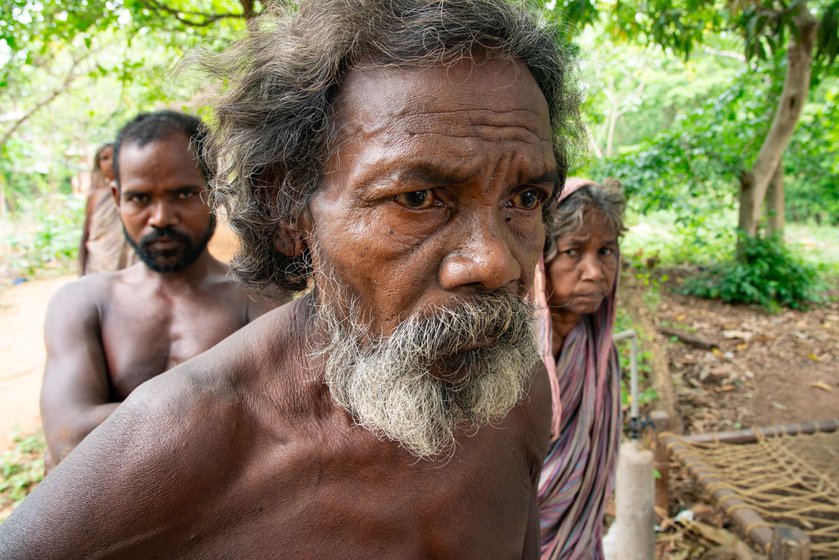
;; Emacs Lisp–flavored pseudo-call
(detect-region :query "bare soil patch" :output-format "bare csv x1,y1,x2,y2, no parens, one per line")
658,287,838,434
0,276,72,452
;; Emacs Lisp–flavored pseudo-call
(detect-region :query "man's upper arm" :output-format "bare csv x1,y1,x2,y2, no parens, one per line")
40,280,113,463
1,369,239,559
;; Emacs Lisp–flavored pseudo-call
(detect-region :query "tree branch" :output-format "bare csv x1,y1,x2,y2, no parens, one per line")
0,53,87,150
139,0,256,27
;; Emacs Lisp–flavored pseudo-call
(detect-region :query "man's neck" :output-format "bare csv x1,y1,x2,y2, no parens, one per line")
141,250,219,290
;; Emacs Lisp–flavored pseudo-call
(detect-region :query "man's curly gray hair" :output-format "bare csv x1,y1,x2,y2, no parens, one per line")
201,0,581,292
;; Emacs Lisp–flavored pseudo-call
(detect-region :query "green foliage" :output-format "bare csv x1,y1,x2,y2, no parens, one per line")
681,234,828,310
0,0,250,221
3,194,85,277
783,84,839,225
593,65,779,211
0,430,45,518
614,306,659,411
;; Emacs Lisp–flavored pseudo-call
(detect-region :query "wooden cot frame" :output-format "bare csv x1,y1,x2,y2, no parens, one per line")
653,415,839,560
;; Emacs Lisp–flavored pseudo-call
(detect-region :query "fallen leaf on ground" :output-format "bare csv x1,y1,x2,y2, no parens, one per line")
722,330,753,341
682,519,757,559
809,380,834,393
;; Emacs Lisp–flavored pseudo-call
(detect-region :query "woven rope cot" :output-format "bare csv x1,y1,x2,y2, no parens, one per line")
660,419,839,559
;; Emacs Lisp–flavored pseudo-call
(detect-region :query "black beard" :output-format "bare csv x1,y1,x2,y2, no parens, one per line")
125,214,216,273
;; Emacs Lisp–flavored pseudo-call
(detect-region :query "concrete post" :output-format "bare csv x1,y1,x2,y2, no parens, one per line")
615,440,656,560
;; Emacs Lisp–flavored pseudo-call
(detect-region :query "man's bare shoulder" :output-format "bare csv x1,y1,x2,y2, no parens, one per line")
121,295,317,434
0,300,315,558
207,259,292,316
44,272,118,323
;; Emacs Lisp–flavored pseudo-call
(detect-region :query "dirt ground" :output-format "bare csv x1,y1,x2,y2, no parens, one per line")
0,275,71,452
658,287,839,434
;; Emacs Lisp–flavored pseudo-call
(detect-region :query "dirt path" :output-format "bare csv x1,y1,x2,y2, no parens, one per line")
0,275,73,452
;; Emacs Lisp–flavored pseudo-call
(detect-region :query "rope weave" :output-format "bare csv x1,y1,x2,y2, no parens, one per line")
668,430,839,558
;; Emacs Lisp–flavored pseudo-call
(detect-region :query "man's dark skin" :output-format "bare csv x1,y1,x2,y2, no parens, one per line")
39,130,281,469
2,59,553,558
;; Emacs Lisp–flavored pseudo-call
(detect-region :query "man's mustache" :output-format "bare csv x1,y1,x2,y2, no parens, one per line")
390,292,533,358
140,227,192,250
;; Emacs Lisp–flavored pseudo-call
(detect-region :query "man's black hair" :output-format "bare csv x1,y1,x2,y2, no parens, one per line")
113,110,210,188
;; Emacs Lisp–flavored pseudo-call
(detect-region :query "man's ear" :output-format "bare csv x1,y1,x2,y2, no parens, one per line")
110,181,120,207
274,212,311,258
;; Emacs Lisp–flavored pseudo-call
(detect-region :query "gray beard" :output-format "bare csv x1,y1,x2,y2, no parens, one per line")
310,276,538,460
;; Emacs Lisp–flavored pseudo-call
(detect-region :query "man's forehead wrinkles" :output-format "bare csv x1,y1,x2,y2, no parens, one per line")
393,106,543,118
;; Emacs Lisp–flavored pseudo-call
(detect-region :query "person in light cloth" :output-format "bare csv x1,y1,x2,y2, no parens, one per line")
0,1,582,557
79,143,135,274
534,177,626,559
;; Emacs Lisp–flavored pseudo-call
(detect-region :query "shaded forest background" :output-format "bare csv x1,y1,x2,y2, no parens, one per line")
1,0,837,303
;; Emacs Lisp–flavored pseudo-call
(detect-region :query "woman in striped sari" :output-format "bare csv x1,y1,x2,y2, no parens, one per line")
535,178,626,559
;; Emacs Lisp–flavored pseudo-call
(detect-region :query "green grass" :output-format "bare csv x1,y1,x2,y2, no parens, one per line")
0,430,45,522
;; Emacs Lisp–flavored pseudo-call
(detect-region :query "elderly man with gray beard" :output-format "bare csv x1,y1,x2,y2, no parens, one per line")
0,0,581,557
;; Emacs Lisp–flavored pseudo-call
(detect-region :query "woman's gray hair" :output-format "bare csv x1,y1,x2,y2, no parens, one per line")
544,182,626,262
199,0,581,292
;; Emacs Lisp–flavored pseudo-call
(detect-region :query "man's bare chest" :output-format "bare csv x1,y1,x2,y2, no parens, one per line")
168,424,538,559
99,294,246,398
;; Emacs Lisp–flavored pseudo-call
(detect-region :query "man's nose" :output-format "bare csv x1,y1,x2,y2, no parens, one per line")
148,200,177,228
439,214,520,292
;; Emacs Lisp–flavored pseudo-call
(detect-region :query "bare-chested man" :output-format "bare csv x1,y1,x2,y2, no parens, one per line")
39,110,282,469
0,1,580,557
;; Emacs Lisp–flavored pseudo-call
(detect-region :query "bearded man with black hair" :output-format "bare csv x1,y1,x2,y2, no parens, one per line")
36,110,282,471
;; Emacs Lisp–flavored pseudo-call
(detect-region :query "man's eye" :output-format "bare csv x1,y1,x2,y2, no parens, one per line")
394,190,436,209
177,191,196,200
600,247,614,256
509,188,546,210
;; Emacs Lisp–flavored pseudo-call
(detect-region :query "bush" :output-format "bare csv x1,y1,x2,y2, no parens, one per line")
681,234,827,311
3,193,84,277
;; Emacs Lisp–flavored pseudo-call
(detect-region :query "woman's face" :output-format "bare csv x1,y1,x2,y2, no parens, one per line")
98,146,115,181
545,209,619,318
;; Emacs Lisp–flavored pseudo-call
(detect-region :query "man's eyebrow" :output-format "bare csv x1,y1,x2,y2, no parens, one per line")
523,172,557,186
170,185,203,193
397,165,466,186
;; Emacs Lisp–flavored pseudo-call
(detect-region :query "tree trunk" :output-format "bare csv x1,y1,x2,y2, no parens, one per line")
736,4,818,240
240,0,255,20
737,171,756,258
765,161,785,236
